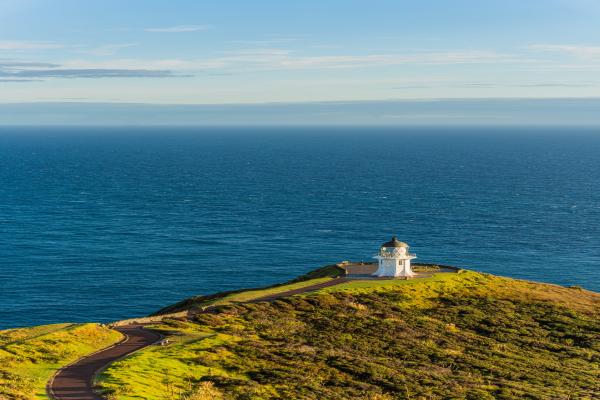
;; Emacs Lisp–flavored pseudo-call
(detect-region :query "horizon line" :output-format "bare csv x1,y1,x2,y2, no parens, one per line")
2,96,600,107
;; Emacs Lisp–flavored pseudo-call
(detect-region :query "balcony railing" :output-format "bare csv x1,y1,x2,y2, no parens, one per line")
379,251,416,258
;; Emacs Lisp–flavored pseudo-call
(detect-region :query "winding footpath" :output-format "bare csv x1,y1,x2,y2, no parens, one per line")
48,325,162,400
250,277,349,302
47,277,348,399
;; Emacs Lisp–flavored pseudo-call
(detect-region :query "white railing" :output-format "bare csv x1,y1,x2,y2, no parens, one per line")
379,250,415,258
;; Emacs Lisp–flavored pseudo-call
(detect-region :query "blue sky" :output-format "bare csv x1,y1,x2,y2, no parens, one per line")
0,0,599,124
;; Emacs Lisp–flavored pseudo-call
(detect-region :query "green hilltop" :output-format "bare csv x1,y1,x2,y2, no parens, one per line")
102,269,599,400
1,267,599,400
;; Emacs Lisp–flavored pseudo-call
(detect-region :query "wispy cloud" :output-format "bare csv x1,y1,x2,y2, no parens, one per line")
309,44,343,50
144,25,212,33
527,44,600,59
0,40,64,50
457,81,595,88
48,49,515,76
0,68,176,78
229,37,303,46
77,43,138,56
223,48,292,56
215,50,517,70
518,82,594,87
0,59,181,80
0,60,59,68
0,78,41,82
391,84,432,89
0,47,547,84
60,58,225,71
389,81,597,90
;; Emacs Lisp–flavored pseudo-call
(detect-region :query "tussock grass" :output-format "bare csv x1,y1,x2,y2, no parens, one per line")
99,270,600,400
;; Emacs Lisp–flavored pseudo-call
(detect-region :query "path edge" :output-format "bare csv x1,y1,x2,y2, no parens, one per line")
46,326,129,400
90,327,164,398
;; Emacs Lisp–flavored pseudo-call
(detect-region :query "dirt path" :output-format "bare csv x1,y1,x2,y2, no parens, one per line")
48,267,458,399
48,278,349,399
48,325,162,400
250,277,349,302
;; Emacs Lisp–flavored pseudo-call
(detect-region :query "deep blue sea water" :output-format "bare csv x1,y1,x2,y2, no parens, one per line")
1,127,599,329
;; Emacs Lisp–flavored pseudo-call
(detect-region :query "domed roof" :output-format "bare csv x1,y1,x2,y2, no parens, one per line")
381,236,408,248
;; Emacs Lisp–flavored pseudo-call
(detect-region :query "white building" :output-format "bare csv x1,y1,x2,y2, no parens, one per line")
372,237,417,278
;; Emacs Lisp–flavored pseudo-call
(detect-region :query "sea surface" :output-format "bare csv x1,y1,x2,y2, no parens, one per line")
1,127,599,329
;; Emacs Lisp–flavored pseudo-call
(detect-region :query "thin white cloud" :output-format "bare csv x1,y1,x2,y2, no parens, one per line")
52,50,512,74
0,78,41,82
527,44,600,59
229,37,303,46
0,60,59,68
144,25,212,33
0,47,536,84
48,49,519,76
309,44,343,50
78,43,138,56
0,40,64,50
0,68,177,79
0,58,181,80
223,48,292,56
216,50,518,70
60,58,226,71
455,82,595,88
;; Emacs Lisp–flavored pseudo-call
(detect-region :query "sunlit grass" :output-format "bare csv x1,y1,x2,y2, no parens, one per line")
0,323,123,399
97,320,243,400
99,271,600,399
154,272,341,315
210,277,334,305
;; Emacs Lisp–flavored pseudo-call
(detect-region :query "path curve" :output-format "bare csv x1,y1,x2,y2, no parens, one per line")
48,325,162,400
48,278,349,400
47,269,454,399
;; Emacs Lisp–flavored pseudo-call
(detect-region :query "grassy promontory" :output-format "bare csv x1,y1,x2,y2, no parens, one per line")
98,268,600,400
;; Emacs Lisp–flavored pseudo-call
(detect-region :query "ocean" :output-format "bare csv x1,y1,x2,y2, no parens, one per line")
1,126,599,329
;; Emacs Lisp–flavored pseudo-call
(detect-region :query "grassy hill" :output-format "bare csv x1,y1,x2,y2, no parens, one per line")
97,270,600,400
0,323,122,400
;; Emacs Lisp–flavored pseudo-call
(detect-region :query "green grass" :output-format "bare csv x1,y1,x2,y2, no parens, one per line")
0,323,123,400
208,277,334,305
153,266,343,316
5,266,597,399
98,270,600,400
318,271,460,293
97,320,244,400
97,275,337,399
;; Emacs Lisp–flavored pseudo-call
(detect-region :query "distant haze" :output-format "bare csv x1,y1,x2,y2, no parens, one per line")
1,98,600,126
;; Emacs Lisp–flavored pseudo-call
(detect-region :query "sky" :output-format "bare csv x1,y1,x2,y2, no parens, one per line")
1,0,599,124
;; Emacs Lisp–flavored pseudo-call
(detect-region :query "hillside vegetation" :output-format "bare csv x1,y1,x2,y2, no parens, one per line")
99,271,600,400
0,323,122,400
152,264,345,316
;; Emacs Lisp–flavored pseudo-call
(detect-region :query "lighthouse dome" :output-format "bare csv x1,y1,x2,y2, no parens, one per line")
381,236,409,248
